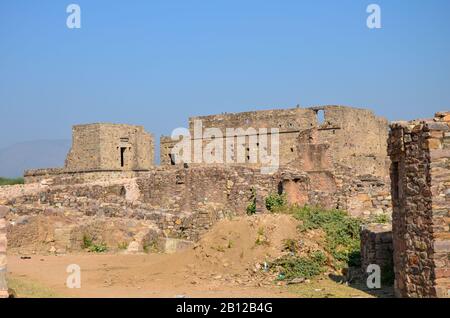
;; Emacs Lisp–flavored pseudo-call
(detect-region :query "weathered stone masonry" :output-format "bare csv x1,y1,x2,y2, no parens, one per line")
15,105,392,256
360,223,393,280
0,205,8,298
25,124,154,183
24,105,392,220
388,112,450,298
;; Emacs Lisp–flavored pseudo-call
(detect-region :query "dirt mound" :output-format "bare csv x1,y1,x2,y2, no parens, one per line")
151,213,327,287
191,214,300,273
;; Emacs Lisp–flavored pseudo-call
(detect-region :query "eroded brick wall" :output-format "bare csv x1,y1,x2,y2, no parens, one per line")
389,113,450,298
0,205,8,298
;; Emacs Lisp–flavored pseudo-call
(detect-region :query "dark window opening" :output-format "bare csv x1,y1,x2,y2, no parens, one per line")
291,147,294,152
169,154,176,165
277,182,283,195
120,147,126,167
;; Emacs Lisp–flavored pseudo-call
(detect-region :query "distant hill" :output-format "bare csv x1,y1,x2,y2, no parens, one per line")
0,140,71,178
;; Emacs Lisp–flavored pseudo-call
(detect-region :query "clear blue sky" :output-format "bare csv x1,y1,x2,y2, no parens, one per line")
1,0,449,149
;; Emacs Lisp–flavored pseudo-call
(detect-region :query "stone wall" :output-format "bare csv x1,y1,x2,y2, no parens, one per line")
0,206,8,298
160,105,390,178
14,166,303,241
158,105,391,219
360,224,393,280
160,107,317,166
16,163,391,248
24,168,148,185
388,112,450,298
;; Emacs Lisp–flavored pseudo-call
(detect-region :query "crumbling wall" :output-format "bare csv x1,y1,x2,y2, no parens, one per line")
160,107,317,166
24,169,147,185
389,113,450,298
12,166,304,241
0,205,8,298
161,106,390,177
158,105,391,218
309,106,389,178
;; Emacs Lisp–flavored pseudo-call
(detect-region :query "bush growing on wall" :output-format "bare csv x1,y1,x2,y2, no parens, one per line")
265,193,287,212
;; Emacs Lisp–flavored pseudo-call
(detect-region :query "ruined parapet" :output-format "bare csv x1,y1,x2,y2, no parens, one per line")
24,168,149,185
0,206,8,298
360,224,393,282
388,112,450,298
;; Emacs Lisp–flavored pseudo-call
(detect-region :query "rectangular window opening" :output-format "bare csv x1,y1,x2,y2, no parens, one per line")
120,147,126,167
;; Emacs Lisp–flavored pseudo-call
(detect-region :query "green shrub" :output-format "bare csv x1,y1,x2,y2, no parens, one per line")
0,177,24,186
271,250,327,280
88,243,108,253
82,234,107,253
277,206,363,269
265,193,287,212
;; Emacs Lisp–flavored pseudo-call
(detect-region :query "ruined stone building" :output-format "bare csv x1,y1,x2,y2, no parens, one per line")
4,105,449,298
6,105,391,264
388,112,450,298
160,106,389,178
65,123,154,171
159,105,392,217
25,123,154,183
24,105,392,219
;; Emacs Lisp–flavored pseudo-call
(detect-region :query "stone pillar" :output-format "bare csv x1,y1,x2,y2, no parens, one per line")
0,205,8,298
388,113,450,298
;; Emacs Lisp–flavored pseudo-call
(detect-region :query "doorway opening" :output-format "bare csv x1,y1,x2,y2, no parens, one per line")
169,154,176,165
316,109,325,125
120,147,126,167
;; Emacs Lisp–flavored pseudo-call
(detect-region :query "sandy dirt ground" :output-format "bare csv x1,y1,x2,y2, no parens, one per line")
5,214,389,298
7,253,296,298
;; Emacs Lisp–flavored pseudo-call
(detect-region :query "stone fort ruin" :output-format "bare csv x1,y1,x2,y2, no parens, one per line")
2,104,448,297
24,105,392,219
